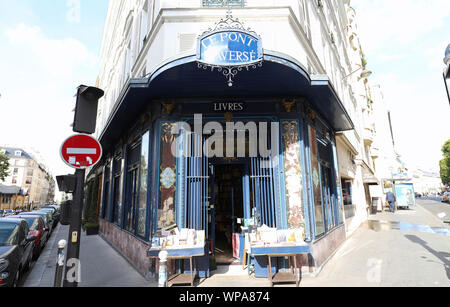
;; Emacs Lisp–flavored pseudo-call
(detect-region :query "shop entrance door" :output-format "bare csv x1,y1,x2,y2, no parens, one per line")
212,164,245,264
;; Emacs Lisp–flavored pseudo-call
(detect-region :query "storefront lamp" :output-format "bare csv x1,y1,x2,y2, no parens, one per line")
443,43,450,105
342,67,372,81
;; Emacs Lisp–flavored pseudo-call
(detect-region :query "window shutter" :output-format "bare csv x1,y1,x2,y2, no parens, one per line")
179,33,197,53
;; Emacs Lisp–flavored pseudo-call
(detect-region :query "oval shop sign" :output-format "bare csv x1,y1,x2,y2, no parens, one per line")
197,30,263,66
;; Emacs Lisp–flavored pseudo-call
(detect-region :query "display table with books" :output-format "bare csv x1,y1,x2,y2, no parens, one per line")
147,228,206,287
248,227,310,287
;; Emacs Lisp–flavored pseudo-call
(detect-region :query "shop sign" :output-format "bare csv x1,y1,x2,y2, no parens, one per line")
197,8,263,87
212,102,245,112
198,30,262,66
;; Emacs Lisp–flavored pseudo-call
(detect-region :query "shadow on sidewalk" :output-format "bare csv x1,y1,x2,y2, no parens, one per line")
404,234,450,280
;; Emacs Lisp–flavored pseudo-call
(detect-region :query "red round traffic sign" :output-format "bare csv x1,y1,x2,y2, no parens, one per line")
60,134,102,169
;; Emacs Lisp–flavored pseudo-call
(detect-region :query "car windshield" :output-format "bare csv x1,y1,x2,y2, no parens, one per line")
0,223,18,246
23,213,47,224
20,217,39,230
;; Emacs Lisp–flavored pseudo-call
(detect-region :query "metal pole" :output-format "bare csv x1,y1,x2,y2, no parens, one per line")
54,240,67,287
63,168,85,287
158,250,168,287
443,72,450,105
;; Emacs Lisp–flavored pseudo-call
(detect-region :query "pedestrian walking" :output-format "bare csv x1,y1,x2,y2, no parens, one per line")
386,191,396,213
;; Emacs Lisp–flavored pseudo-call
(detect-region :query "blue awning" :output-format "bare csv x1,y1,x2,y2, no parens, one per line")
99,51,354,149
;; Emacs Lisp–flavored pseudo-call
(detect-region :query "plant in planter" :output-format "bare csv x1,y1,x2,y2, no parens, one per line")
83,177,100,236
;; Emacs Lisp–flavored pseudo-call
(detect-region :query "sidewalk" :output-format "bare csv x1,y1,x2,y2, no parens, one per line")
199,202,450,287
23,224,156,287
24,201,450,287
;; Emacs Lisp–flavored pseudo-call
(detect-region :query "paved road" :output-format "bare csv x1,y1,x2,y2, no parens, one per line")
417,197,450,224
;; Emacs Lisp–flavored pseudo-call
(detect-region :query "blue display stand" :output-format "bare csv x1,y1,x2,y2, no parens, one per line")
250,244,310,278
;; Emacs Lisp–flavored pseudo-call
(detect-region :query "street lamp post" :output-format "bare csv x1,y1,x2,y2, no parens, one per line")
444,43,450,105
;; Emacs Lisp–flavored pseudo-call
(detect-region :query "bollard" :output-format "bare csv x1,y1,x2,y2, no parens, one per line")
158,250,168,287
54,240,67,287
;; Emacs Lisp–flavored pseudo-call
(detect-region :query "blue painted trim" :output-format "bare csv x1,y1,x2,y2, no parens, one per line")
250,244,310,256
147,247,205,258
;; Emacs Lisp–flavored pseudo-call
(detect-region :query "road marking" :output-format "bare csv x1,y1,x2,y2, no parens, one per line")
437,212,446,219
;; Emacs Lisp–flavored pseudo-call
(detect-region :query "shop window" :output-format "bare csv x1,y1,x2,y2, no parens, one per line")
341,178,355,219
124,142,141,233
26,178,32,185
157,122,178,232
308,125,325,237
317,129,339,232
112,157,123,225
281,120,306,238
101,164,111,219
138,131,150,238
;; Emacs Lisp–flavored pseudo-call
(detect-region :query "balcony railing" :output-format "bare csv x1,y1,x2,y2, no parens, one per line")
202,0,245,7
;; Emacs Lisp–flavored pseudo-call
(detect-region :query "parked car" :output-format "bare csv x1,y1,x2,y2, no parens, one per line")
4,210,14,217
0,218,36,287
35,210,55,233
40,207,59,228
441,192,450,203
0,210,4,217
6,215,46,259
17,212,52,238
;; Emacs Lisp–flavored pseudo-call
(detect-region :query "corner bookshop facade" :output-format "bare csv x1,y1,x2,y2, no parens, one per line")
91,12,354,278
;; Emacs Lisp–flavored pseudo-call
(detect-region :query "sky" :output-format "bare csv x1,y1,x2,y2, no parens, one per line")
352,0,450,173
0,0,108,200
0,1,449,200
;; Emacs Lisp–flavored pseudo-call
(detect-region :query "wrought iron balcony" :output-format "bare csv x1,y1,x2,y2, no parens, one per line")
202,0,245,7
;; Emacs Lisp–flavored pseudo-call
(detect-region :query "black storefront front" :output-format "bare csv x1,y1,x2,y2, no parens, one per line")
92,48,354,278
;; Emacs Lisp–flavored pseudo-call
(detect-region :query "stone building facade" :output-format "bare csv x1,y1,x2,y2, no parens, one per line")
91,0,396,278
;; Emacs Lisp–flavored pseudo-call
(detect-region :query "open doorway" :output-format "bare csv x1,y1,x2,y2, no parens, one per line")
213,164,244,265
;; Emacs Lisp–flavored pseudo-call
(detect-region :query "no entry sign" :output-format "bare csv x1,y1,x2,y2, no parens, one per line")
60,134,102,169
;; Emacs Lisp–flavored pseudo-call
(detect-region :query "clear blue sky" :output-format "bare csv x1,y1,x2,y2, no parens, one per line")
352,0,450,173
0,0,109,199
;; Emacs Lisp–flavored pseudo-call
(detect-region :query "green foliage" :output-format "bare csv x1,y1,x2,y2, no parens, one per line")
440,139,450,185
0,147,10,182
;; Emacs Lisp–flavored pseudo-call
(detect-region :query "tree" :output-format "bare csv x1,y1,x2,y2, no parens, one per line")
440,139,450,185
0,147,10,182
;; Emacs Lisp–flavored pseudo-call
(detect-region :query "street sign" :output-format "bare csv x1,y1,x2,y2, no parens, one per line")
60,134,102,169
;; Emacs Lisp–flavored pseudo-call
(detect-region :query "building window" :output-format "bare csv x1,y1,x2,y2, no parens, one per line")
15,151,22,157
112,157,123,225
308,125,325,237
27,169,33,177
281,120,306,237
101,164,111,219
26,178,32,185
138,131,150,238
124,142,141,233
12,177,17,184
13,168,18,175
341,178,355,219
202,0,245,7
157,122,178,231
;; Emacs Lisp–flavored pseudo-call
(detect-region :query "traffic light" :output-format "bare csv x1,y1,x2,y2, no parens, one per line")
56,175,77,193
72,85,104,134
60,200,72,226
